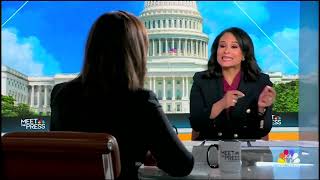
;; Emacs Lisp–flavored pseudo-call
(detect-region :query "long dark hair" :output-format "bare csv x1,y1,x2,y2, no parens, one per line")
206,27,261,81
79,11,148,93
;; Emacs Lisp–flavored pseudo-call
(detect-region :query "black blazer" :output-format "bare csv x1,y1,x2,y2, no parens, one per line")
50,78,194,180
189,71,273,140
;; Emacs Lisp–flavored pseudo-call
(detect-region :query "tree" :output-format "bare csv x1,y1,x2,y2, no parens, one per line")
15,103,34,118
1,95,36,118
1,95,17,117
273,80,299,112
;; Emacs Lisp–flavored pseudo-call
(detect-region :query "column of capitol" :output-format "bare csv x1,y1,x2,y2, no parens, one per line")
140,1,209,113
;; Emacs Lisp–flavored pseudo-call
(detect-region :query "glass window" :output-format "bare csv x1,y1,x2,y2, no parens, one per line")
167,104,171,112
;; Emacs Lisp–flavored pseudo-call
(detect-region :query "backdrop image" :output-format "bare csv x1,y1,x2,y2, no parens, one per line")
1,1,306,140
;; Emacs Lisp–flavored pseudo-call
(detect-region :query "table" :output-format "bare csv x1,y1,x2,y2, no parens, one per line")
138,140,319,179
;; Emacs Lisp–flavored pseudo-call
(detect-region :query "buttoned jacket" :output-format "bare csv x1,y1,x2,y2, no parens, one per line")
189,71,273,140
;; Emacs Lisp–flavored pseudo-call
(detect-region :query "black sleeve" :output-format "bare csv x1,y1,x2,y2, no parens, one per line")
50,83,65,131
189,72,211,132
146,91,194,177
253,74,274,138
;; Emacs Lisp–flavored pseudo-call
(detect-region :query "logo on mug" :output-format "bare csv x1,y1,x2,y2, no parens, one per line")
221,150,240,161
277,149,300,164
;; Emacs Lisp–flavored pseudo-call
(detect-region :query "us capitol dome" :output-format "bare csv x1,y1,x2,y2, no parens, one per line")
140,1,209,113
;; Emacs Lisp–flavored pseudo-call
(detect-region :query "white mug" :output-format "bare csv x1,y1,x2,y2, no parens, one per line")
207,140,242,173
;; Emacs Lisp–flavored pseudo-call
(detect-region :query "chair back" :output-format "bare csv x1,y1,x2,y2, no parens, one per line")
2,131,121,179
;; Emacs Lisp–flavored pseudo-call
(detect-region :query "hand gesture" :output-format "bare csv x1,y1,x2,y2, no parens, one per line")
258,85,276,108
222,90,245,109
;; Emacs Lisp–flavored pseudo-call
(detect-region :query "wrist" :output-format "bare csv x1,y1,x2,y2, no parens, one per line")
258,107,266,116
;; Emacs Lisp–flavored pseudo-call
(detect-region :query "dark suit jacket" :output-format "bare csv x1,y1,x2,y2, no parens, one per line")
189,71,273,140
50,78,194,180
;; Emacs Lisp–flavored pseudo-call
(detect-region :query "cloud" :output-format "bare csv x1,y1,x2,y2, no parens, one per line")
1,28,61,76
198,1,271,60
198,1,269,35
252,28,300,75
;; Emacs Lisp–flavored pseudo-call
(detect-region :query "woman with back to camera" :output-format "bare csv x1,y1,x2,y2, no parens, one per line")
189,27,276,140
50,11,194,179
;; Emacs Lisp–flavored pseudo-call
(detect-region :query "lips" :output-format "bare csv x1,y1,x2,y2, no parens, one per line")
222,56,233,61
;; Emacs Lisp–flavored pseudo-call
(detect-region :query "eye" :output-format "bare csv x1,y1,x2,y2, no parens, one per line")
219,44,226,48
231,45,239,49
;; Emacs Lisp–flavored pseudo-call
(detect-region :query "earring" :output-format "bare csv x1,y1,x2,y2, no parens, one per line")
242,58,245,61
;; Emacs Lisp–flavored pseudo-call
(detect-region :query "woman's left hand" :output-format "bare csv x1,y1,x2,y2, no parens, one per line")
258,85,276,108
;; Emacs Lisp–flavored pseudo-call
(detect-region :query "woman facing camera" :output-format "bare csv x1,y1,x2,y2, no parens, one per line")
189,27,276,140
50,11,193,179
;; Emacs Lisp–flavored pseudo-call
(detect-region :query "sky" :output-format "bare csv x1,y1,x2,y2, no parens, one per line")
1,1,305,76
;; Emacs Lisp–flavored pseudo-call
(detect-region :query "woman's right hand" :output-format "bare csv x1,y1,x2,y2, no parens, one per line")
222,90,245,109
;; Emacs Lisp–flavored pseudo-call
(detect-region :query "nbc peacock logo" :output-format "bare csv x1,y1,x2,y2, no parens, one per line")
277,149,300,164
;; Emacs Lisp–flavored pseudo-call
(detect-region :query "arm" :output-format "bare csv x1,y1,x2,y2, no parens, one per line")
50,83,65,131
146,92,194,177
254,75,274,138
189,73,212,132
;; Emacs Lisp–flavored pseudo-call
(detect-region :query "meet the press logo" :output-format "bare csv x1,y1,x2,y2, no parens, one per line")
272,114,282,126
21,118,46,130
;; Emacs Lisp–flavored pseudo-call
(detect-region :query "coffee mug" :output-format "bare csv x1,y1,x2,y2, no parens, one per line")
206,140,242,173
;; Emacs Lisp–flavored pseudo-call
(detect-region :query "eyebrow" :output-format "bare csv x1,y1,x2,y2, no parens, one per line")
219,40,239,44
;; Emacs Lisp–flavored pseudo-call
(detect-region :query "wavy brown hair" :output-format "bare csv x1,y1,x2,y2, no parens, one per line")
206,27,261,81
79,11,148,93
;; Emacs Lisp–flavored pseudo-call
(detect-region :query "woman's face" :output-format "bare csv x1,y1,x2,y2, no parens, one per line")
217,32,244,69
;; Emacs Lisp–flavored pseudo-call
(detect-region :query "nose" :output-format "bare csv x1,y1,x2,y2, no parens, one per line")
224,46,230,53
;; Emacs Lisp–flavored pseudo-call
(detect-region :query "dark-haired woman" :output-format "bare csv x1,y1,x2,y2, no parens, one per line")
50,11,193,179
189,27,276,140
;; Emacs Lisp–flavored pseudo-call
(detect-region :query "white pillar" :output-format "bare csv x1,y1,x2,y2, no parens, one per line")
163,77,166,100
31,85,34,107
172,77,175,100
191,40,194,55
182,77,185,98
171,38,174,55
202,42,205,58
186,77,189,99
182,19,185,28
178,38,181,55
203,42,207,58
196,40,198,57
165,39,168,55
152,39,155,56
153,77,156,94
200,42,202,58
37,85,40,107
44,85,47,107
149,77,152,90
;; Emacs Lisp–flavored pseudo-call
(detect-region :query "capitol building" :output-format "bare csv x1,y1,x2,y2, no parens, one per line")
1,1,298,115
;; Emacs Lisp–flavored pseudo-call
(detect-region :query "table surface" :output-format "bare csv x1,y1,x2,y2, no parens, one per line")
138,140,319,179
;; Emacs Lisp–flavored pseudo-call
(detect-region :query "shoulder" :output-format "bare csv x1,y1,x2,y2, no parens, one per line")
252,73,273,87
193,70,210,81
131,89,161,108
51,78,82,102
259,73,270,80
258,73,272,83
